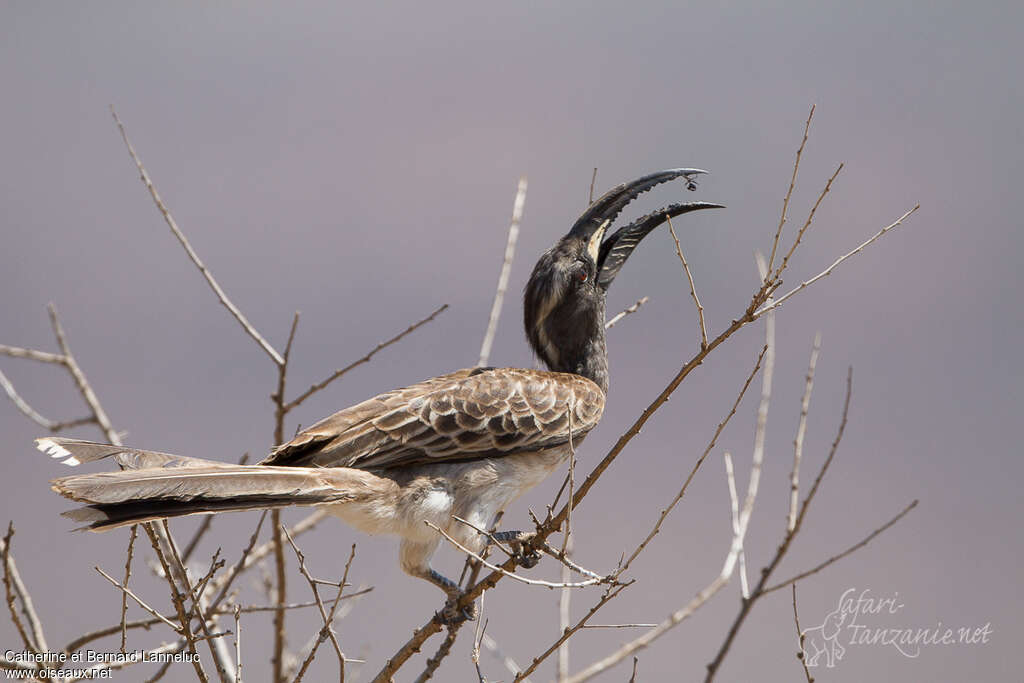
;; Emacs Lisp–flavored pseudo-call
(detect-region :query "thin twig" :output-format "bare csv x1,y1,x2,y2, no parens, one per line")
562,407,575,556
95,566,181,633
0,368,94,431
120,525,138,653
206,510,326,608
162,524,232,683
514,583,631,682
703,369,854,681
286,304,448,411
764,499,919,595
427,522,604,589
666,215,707,349
481,630,531,682
0,344,66,364
770,164,844,285
111,107,284,366
234,605,242,683
723,453,748,599
568,312,778,683
479,177,528,367
557,535,573,682
792,585,813,683
588,168,598,205
3,524,47,656
48,304,119,444
144,525,211,683
415,626,459,683
767,105,815,275
617,346,765,576
604,297,649,330
207,511,267,612
789,333,821,532
271,510,287,683
67,637,229,683
756,205,920,318
284,529,352,683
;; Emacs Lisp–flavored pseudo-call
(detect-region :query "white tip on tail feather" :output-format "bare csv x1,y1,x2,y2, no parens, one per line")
35,438,81,466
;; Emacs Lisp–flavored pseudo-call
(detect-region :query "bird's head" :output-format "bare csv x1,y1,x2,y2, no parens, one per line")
523,168,723,392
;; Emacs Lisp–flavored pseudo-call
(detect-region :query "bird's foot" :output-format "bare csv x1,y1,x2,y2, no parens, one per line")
438,595,478,625
492,530,541,569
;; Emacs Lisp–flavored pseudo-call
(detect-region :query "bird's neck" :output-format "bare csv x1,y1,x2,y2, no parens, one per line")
559,334,609,394
546,303,609,394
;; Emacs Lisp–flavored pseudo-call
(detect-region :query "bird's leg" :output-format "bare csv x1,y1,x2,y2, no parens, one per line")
424,569,478,624
492,530,541,569
400,539,477,623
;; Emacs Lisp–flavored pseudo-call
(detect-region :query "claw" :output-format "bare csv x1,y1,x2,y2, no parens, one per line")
491,530,541,569
438,597,478,624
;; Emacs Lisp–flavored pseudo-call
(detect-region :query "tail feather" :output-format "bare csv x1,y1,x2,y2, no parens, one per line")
51,464,388,531
35,437,224,470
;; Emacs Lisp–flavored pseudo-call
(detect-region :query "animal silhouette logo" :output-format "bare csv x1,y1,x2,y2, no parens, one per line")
802,606,847,668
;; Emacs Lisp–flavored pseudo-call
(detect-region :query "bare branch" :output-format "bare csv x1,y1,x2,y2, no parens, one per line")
286,304,448,411
666,215,708,349
557,535,573,682
48,304,120,444
3,524,48,656
703,368,854,681
144,524,211,683
426,522,603,589
284,529,353,682
588,168,598,205
95,566,181,633
234,605,242,683
568,304,778,682
561,407,576,555
604,296,649,330
161,525,232,683
111,107,284,366
120,525,138,654
789,333,821,532
756,205,920,318
723,453,748,599
479,177,528,367
767,105,815,274
206,510,327,607
0,344,65,364
617,346,765,576
791,585,813,683
270,511,287,683
514,583,630,682
764,499,919,595
207,511,268,612
66,637,229,683
0,367,94,431
770,163,844,285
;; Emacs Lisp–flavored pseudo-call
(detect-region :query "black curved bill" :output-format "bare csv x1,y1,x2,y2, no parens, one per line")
568,168,708,243
597,201,725,291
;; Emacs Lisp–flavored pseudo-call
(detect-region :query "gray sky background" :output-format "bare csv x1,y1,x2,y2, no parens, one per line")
2,2,1021,681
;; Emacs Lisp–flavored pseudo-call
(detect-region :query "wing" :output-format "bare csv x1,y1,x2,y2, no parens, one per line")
260,368,604,470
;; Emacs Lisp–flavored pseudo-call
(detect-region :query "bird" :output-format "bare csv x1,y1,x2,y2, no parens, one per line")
34,168,722,620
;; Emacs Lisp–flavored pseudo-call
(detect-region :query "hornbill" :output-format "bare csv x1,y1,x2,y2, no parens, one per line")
35,168,722,619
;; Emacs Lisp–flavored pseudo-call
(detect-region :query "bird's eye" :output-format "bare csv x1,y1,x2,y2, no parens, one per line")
575,262,589,282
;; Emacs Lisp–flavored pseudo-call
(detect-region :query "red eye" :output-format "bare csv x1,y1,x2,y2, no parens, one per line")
578,269,588,282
